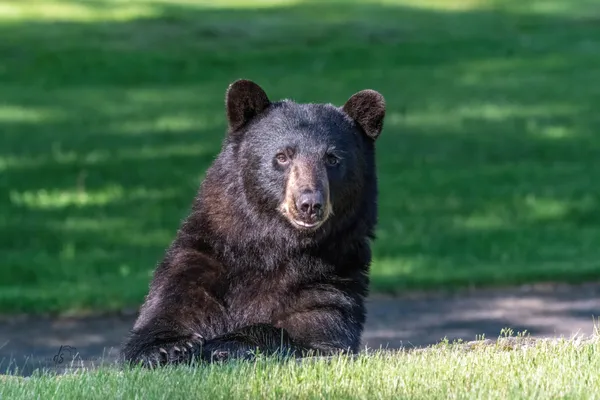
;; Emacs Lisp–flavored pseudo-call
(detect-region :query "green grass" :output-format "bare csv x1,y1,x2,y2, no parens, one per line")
2,336,600,399
2,0,600,314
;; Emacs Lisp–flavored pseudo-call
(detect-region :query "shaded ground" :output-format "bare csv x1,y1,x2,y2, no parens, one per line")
1,282,598,376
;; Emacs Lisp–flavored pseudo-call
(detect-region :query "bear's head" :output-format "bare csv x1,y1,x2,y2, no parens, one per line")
222,79,385,240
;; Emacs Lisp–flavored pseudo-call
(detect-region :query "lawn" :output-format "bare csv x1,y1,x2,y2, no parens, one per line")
1,0,600,314
1,335,599,399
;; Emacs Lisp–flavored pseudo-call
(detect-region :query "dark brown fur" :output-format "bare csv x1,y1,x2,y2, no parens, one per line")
119,80,386,367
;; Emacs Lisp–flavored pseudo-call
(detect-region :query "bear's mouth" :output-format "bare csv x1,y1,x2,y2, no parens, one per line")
279,206,326,231
279,201,331,232
290,218,323,230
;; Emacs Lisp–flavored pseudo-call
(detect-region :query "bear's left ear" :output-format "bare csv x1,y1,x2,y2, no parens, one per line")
225,79,271,133
342,89,386,140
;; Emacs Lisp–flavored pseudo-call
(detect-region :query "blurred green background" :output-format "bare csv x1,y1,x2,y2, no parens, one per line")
1,0,599,314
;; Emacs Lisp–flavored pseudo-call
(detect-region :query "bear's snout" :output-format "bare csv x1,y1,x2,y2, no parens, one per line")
280,157,332,230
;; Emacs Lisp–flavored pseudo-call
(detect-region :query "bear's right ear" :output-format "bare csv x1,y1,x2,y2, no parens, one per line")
342,89,386,141
225,79,271,133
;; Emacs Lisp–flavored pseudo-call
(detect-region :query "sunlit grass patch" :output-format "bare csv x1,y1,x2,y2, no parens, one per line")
0,0,305,24
0,1,159,22
0,105,62,123
8,185,182,210
488,0,600,16
454,212,509,230
112,116,216,135
9,186,126,209
2,335,600,399
381,0,486,11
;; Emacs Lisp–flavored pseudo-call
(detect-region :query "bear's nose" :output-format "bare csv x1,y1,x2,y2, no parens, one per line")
296,191,324,219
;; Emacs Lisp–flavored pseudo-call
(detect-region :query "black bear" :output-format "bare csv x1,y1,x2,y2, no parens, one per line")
120,79,386,367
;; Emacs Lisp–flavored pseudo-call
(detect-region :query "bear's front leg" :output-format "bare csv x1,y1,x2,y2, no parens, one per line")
275,286,366,356
120,253,229,368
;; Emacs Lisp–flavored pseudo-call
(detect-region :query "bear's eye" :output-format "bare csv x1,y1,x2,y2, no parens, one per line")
275,153,289,165
326,154,339,166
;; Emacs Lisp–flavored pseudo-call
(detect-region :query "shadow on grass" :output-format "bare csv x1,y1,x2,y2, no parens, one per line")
0,0,600,313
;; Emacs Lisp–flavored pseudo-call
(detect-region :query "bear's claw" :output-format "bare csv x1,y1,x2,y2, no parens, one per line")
132,337,204,368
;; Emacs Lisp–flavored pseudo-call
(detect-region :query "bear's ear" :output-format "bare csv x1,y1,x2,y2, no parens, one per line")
342,89,386,140
225,79,271,132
